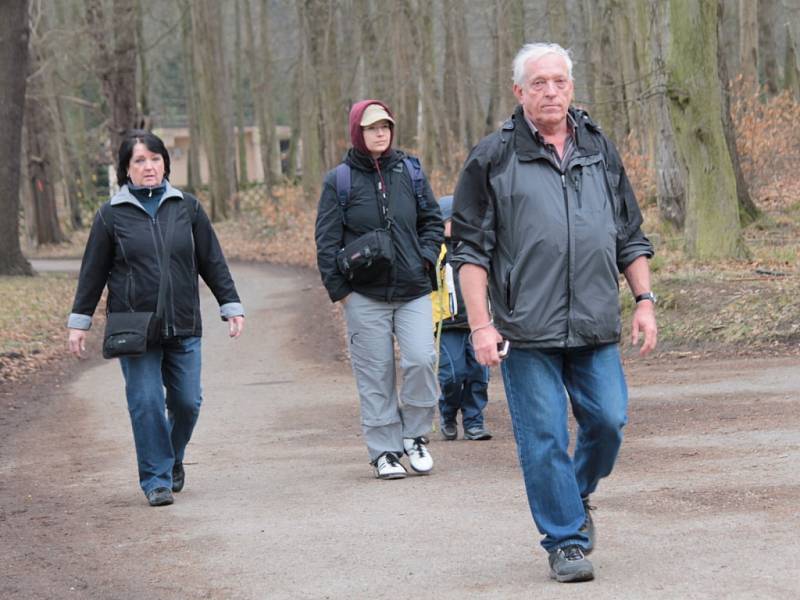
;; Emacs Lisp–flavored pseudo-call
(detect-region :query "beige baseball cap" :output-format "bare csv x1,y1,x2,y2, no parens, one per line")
360,104,395,127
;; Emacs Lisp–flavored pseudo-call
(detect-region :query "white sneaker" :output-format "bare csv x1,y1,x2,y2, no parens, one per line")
374,451,407,480
403,436,434,474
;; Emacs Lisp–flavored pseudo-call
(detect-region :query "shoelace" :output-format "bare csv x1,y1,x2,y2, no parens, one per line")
562,545,585,562
384,452,401,467
410,437,429,456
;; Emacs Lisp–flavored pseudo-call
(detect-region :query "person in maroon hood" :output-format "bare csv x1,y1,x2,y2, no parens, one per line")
315,100,444,480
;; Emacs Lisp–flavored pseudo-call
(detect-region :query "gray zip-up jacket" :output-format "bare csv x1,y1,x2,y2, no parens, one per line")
451,105,653,349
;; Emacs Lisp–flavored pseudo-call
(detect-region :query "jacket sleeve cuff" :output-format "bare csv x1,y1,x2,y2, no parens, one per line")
421,247,439,268
220,302,245,321
450,243,491,273
68,313,92,330
329,282,352,303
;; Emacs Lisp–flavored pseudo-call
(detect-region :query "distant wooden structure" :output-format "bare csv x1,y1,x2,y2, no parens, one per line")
154,125,294,187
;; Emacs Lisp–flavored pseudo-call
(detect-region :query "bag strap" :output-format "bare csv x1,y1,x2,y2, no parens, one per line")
402,156,428,209
155,200,178,334
336,158,426,228
335,163,351,226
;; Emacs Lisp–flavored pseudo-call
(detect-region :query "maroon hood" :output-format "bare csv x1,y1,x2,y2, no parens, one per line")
349,99,395,156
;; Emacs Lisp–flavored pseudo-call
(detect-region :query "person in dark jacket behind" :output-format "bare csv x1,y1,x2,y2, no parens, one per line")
433,195,491,442
451,43,657,582
67,130,244,507
315,100,444,480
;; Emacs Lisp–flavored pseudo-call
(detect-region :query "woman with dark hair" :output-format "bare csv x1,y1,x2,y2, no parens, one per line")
315,100,444,479
67,129,244,506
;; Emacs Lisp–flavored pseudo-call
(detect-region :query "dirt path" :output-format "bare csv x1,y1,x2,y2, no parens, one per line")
1,263,798,599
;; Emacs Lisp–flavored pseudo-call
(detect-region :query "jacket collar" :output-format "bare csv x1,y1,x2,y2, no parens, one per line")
512,105,599,162
110,180,183,211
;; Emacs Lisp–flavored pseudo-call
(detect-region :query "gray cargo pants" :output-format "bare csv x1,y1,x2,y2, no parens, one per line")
343,292,438,462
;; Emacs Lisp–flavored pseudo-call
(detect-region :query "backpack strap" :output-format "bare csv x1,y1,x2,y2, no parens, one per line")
402,156,428,209
334,163,351,226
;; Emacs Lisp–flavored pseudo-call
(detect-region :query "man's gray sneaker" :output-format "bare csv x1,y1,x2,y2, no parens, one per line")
464,426,493,440
548,545,594,582
580,497,595,554
441,422,458,441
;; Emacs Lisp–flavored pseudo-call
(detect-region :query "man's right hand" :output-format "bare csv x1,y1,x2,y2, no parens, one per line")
68,328,87,359
472,325,504,367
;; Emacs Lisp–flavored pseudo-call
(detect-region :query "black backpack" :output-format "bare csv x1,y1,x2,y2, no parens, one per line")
334,156,428,225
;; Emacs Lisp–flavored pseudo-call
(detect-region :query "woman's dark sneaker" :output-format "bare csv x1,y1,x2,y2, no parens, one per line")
441,422,458,441
172,462,185,493
146,487,174,507
373,451,407,479
548,545,594,582
464,427,493,440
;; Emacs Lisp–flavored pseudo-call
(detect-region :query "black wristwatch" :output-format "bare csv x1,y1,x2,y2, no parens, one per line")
635,292,657,305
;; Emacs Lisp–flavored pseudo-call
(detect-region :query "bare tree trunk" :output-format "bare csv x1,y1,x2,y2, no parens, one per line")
297,0,341,200
243,0,277,199
758,0,780,95
234,0,248,195
191,0,236,220
738,0,758,86
784,23,800,100
179,1,201,195
547,0,569,46
26,3,66,246
403,0,448,172
650,1,687,228
718,0,758,226
86,0,138,163
0,0,33,275
666,0,744,258
135,0,150,128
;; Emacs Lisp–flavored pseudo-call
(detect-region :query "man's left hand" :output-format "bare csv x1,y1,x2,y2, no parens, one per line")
229,315,245,338
631,302,657,356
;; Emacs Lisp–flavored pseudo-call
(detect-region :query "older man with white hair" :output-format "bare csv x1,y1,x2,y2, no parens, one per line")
451,43,658,582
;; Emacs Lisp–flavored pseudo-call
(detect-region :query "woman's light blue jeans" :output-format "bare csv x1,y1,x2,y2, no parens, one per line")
119,337,202,494
500,343,628,552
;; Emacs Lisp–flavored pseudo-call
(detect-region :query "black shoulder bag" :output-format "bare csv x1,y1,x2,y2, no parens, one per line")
102,202,178,359
334,164,395,283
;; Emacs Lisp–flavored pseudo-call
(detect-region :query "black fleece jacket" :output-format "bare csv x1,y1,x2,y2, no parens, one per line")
69,184,242,337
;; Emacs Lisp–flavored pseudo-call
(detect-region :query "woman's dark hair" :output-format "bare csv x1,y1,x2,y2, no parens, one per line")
116,129,171,186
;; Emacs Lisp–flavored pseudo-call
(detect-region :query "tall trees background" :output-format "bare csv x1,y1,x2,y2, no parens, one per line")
2,0,799,274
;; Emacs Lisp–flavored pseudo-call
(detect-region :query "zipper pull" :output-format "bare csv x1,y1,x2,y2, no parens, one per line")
561,174,566,188
148,188,153,197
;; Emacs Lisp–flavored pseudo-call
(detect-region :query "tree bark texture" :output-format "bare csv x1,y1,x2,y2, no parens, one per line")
86,0,138,164
179,1,201,195
784,23,800,100
738,0,758,86
717,0,758,226
666,0,744,258
26,2,66,246
757,0,780,95
0,0,33,275
191,0,236,220
650,1,688,229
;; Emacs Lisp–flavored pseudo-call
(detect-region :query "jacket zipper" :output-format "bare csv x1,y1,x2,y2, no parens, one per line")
561,172,571,348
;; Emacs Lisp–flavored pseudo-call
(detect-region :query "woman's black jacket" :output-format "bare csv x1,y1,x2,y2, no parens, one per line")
68,183,242,337
315,149,444,303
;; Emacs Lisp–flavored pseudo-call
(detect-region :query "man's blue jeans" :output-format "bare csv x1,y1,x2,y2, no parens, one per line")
438,329,489,429
500,343,628,552
119,337,202,494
